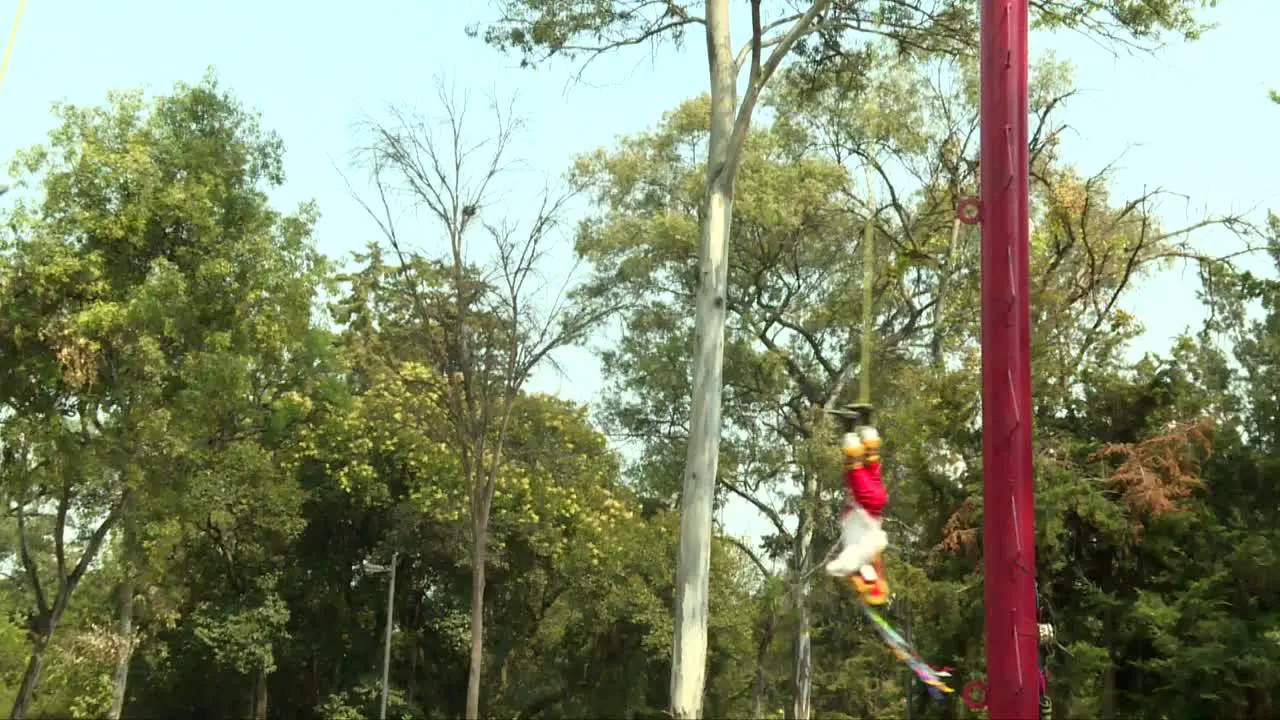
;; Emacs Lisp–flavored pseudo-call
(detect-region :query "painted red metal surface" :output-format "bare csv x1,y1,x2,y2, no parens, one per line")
978,0,1038,717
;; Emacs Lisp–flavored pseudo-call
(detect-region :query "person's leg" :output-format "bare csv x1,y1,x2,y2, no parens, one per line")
826,504,876,575
853,426,886,515
826,431,868,575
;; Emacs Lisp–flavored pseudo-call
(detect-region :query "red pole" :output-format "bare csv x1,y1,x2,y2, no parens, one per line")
979,0,1037,717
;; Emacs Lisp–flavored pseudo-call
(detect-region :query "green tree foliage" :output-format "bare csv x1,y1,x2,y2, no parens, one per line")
561,43,1258,718
3,18,1280,718
0,73,335,719
476,0,1214,69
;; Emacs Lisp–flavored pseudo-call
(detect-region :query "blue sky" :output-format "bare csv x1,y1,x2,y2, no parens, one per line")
1,0,1276,541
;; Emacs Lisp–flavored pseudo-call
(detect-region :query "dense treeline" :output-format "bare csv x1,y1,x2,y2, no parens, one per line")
2,6,1278,719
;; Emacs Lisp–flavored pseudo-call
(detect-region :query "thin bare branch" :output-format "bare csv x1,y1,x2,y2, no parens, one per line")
723,533,775,578
719,0,834,189
719,475,791,541
15,503,49,619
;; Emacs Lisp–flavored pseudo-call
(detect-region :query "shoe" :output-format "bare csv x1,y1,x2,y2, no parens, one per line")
850,555,889,605
850,574,888,605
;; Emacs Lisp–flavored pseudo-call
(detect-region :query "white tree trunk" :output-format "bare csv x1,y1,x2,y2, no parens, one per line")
790,581,812,720
789,467,817,720
670,0,736,716
670,1,836,716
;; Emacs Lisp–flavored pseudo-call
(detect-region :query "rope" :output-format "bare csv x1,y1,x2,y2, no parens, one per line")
1036,581,1055,719
794,168,878,588
789,168,879,590
0,0,28,93
858,167,875,405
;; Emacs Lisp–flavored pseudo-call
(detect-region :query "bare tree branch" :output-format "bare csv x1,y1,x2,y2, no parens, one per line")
723,533,775,577
719,475,792,541
15,503,49,619
719,0,834,189
345,74,618,717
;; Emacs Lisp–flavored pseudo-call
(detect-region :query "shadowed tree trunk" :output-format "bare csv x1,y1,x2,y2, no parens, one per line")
107,577,136,720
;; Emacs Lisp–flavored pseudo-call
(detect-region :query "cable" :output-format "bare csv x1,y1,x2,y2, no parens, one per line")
858,167,875,406
0,0,29,93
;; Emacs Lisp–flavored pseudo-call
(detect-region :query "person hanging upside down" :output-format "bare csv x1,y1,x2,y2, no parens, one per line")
825,406,890,605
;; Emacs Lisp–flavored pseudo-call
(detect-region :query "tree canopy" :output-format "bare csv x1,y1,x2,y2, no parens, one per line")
1,4,1277,718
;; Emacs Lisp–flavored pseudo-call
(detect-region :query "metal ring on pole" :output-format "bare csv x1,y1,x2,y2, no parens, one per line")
956,197,982,225
962,679,988,711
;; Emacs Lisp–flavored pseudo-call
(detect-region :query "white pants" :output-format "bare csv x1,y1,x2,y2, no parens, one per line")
825,507,888,577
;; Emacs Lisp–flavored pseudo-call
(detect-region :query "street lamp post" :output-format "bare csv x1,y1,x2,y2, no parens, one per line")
365,552,399,720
